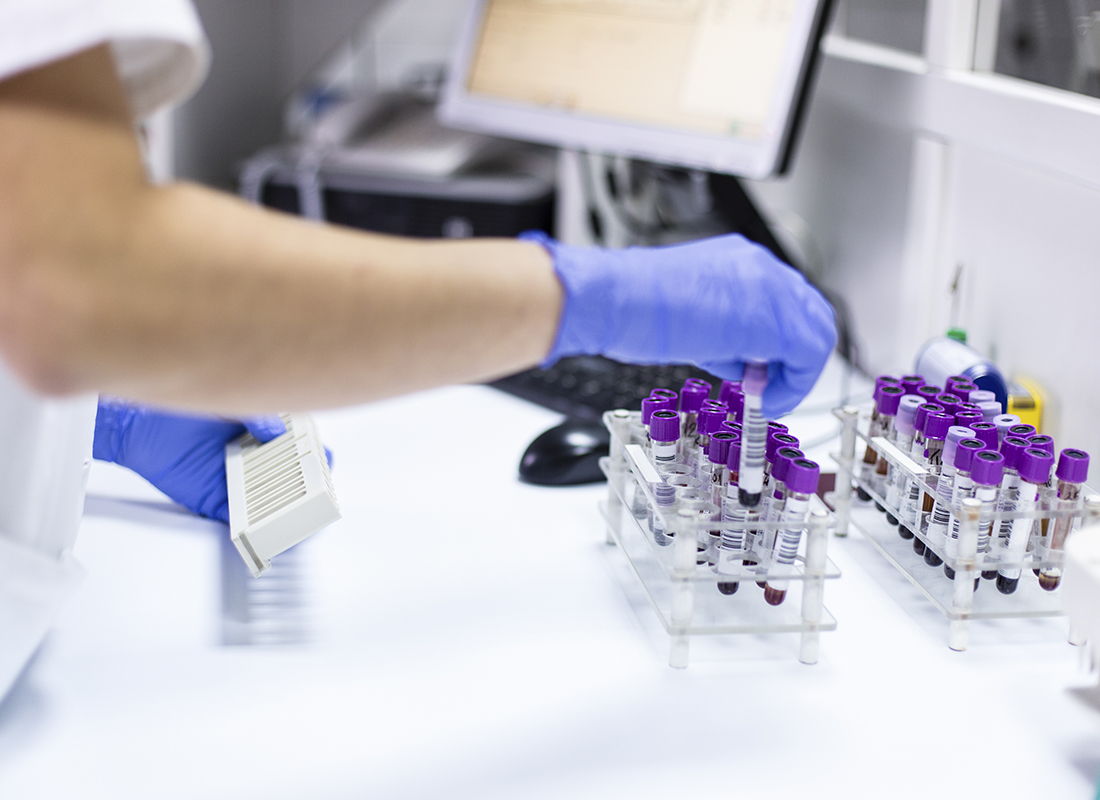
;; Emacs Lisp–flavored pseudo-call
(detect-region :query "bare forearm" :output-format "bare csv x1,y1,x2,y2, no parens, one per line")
7,179,560,414
0,48,561,414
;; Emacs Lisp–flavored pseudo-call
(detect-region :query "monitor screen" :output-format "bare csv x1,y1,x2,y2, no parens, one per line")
440,0,830,179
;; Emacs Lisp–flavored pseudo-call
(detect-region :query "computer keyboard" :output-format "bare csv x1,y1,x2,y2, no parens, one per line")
490,356,721,421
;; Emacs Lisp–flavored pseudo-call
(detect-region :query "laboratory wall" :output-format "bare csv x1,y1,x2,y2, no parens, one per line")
173,0,386,188
750,3,1100,462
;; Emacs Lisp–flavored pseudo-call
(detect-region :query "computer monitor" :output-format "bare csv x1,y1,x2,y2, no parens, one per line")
439,0,832,180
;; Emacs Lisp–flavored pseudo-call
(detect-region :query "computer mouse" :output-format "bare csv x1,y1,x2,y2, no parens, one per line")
519,418,610,486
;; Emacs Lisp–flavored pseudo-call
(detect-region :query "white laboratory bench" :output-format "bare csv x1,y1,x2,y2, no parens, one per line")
1,367,1099,800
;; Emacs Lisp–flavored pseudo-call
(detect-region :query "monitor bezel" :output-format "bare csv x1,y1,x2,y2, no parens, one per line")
439,0,833,180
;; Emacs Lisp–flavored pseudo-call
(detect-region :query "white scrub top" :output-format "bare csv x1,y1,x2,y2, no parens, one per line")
0,0,210,697
0,0,209,119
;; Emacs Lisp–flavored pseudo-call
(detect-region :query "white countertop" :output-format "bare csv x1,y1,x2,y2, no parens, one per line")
1,366,1098,799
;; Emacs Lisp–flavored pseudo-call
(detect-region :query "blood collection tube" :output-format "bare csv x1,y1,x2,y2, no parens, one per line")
901,375,925,395
764,458,821,606
641,395,674,440
738,362,769,508
764,446,805,529
717,439,745,594
916,413,953,550
679,382,708,442
1037,448,1090,591
970,450,1005,579
916,385,942,403
685,378,712,393
650,388,678,403
649,480,678,546
767,421,789,436
707,431,738,504
899,402,946,530
886,396,923,514
926,435,982,564
860,385,905,498
724,389,745,423
990,435,1028,576
968,389,996,405
996,447,1054,594
871,386,905,499
649,410,680,467
941,440,991,579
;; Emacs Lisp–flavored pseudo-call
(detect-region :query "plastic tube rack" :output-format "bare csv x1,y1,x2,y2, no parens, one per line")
831,405,1100,651
601,410,840,668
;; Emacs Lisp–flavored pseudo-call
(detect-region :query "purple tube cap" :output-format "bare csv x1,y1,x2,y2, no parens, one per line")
650,388,677,401
685,377,712,392
767,421,789,434
1056,449,1090,483
914,403,945,433
923,412,953,441
971,450,1005,486
1019,448,1054,484
649,410,679,442
698,408,726,436
720,420,742,435
641,396,666,425
999,436,1030,471
679,385,708,414
773,446,805,484
767,432,800,462
1008,423,1037,439
708,431,736,464
877,385,905,415
1027,434,1055,455
916,385,941,401
954,439,986,473
969,389,996,404
954,411,983,427
901,374,924,393
718,380,741,405
785,458,821,495
968,422,998,450
726,440,742,471
935,393,962,415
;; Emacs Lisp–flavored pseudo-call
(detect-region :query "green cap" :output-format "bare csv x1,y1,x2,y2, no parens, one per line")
946,327,967,343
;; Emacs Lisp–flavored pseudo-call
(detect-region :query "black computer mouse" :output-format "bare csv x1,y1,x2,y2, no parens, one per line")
519,418,610,486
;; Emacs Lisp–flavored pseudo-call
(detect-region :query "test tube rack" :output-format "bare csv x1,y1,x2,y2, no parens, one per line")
600,410,840,668
830,405,1100,651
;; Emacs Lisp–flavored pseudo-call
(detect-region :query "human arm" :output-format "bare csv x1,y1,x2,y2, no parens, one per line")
0,45,562,416
0,44,834,421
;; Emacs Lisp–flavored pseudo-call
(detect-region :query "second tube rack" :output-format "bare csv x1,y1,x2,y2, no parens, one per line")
831,405,1100,651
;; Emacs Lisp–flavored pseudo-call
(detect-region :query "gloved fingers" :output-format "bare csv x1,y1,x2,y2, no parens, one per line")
244,416,287,443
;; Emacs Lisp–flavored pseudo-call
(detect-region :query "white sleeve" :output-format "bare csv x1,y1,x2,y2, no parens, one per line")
0,538,84,693
0,0,210,119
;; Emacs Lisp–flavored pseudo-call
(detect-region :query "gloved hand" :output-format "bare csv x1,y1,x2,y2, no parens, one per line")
523,231,837,417
93,399,289,523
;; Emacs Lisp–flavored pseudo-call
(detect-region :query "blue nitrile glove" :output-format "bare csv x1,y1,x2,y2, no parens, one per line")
523,231,837,417
93,399,288,523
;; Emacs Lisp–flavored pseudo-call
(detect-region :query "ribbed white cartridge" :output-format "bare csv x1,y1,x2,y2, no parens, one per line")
226,414,340,577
